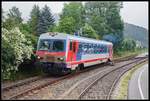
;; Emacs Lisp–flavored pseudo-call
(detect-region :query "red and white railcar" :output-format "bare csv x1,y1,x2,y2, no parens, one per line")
36,32,113,75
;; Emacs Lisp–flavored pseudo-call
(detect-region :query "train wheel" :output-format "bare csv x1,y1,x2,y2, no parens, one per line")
78,63,84,70
75,66,80,73
107,59,114,66
108,61,114,66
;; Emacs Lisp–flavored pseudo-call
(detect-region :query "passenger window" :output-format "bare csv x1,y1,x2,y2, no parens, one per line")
96,44,99,54
100,45,102,53
98,45,101,53
78,43,82,53
87,43,89,54
89,44,92,54
84,43,87,54
94,44,97,54
91,44,94,54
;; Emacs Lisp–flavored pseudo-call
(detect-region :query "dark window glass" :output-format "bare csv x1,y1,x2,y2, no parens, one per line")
98,45,101,53
70,41,72,50
84,43,88,54
53,40,64,52
87,43,89,54
94,44,97,54
38,40,51,51
73,42,76,52
78,42,82,53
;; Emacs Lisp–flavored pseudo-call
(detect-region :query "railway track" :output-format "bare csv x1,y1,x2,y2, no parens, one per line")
78,57,147,99
57,56,147,99
2,76,44,91
2,55,147,100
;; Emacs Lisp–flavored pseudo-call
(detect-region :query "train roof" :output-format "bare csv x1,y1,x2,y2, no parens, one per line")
39,32,113,45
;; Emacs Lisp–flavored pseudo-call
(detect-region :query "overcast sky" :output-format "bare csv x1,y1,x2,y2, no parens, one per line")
2,1,148,29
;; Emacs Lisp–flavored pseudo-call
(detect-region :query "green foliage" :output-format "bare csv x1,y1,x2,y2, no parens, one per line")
90,15,109,38
2,28,33,80
85,2,124,40
3,6,23,30
19,23,38,49
28,5,40,35
105,2,124,41
37,5,55,35
56,17,76,34
61,2,85,31
121,38,136,51
82,23,99,39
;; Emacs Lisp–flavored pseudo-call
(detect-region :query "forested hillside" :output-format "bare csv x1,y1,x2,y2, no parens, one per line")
123,23,148,48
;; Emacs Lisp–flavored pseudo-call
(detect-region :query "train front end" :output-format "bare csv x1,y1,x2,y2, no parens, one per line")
36,32,70,75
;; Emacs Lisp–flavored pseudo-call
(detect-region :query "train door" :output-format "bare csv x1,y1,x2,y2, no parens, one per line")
70,40,78,61
67,40,78,62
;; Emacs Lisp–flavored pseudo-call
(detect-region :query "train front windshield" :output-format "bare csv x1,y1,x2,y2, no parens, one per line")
37,39,65,52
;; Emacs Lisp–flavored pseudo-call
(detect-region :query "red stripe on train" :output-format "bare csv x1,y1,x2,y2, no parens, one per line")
67,57,109,66
36,51,65,57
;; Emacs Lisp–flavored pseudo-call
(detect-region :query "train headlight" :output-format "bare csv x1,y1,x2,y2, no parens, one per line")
37,56,43,60
58,57,64,61
37,56,41,59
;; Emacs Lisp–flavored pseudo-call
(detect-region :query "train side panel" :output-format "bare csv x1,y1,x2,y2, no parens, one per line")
66,38,113,70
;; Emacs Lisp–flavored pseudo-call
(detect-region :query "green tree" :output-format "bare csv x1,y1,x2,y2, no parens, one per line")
2,9,5,27
37,5,55,35
3,6,23,30
56,17,76,34
19,23,38,49
121,38,136,51
2,27,33,80
84,2,124,40
82,23,99,39
105,2,124,40
28,5,40,35
60,2,85,32
90,15,109,38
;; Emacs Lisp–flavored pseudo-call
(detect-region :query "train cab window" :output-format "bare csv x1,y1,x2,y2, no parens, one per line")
53,40,64,52
38,39,51,51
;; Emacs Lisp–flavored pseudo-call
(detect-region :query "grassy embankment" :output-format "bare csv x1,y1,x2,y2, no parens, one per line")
113,58,148,99
113,48,148,59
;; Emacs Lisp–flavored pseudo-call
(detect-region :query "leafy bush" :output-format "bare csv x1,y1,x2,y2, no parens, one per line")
2,27,33,80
